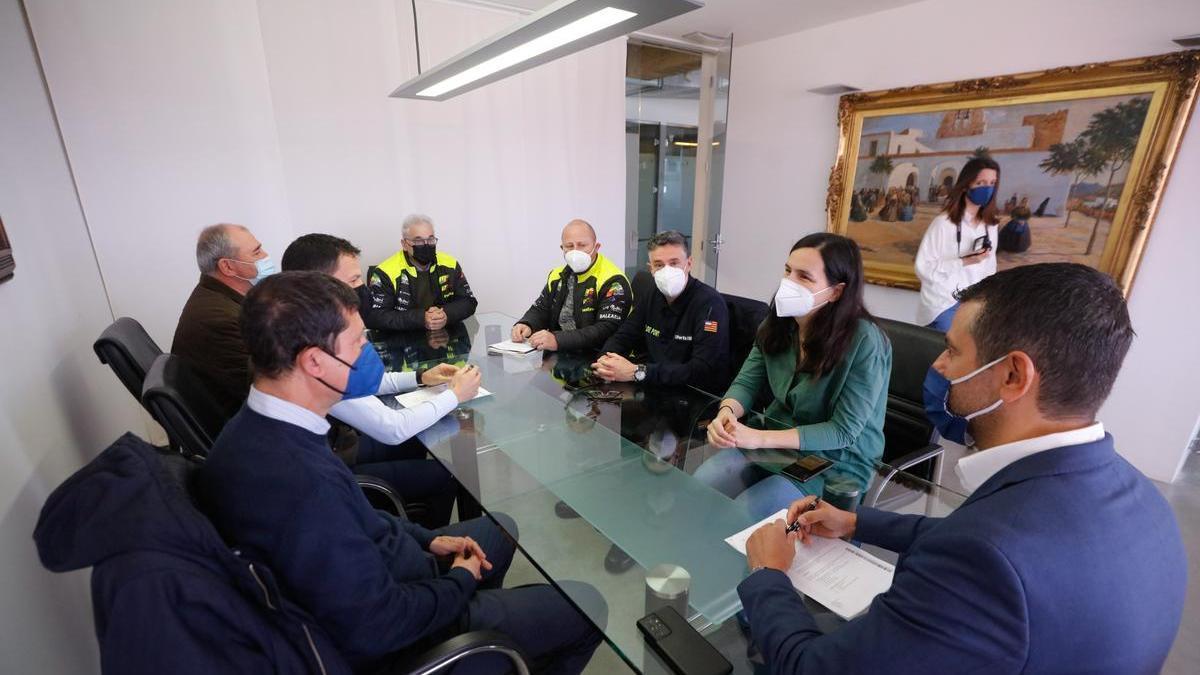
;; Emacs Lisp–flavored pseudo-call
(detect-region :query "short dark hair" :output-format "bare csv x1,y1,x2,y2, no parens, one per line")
647,230,689,256
241,271,360,378
281,233,361,275
954,263,1134,419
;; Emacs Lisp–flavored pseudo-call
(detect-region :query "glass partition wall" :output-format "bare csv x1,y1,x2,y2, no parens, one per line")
625,37,732,286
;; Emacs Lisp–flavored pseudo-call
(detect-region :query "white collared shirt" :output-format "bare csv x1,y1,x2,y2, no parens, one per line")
246,385,331,436
329,371,459,445
954,422,1106,493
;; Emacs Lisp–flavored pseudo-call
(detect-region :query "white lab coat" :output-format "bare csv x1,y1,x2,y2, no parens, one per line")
914,212,998,325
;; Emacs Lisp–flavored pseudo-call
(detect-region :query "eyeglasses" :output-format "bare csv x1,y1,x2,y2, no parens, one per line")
406,237,439,246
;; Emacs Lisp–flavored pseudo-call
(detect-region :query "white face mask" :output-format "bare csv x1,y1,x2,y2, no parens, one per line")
563,249,593,274
774,278,832,318
948,354,1007,422
654,265,687,298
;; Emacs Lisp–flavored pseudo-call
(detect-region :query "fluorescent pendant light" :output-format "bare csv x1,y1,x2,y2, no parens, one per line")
417,8,636,98
392,0,703,102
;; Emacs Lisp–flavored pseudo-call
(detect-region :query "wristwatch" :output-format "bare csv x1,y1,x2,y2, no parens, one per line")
634,364,647,382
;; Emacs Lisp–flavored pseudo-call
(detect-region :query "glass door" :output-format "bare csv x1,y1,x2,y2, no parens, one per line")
625,37,732,286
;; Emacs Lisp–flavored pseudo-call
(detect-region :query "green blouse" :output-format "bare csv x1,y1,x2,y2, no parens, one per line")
725,318,892,493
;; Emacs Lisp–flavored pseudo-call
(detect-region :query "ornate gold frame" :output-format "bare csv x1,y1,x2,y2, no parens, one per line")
826,50,1200,294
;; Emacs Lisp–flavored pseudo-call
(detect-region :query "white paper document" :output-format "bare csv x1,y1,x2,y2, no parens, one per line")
487,340,536,355
393,384,491,408
726,509,895,621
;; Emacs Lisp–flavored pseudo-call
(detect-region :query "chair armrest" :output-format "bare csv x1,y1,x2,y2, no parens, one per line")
395,630,530,675
866,443,943,508
355,474,406,518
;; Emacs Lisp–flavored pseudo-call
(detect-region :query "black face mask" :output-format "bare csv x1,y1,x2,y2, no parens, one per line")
411,244,437,266
354,284,371,309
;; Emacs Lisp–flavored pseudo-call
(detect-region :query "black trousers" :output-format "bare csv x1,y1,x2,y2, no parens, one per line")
375,514,606,675
353,436,456,528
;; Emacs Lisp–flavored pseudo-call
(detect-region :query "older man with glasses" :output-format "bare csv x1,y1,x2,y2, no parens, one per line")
364,213,478,332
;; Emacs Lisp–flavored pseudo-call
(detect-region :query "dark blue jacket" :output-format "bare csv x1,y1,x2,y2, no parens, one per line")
738,434,1186,674
33,433,352,675
195,406,477,666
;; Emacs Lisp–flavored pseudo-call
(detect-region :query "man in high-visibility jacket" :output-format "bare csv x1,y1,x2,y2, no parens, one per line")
512,219,631,352
364,214,477,332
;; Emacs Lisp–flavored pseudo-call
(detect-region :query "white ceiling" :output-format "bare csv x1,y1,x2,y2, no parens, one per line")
479,0,929,46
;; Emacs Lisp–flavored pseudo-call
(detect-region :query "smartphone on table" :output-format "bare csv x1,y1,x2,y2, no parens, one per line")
781,455,835,483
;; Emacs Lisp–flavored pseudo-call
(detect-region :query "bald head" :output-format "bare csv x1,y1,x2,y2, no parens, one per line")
559,219,600,270
563,219,595,240
561,219,597,248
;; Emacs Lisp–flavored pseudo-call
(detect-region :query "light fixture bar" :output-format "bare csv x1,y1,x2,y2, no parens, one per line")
418,7,636,98
392,0,703,102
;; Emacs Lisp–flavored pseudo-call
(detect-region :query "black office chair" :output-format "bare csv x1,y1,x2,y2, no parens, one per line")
142,354,410,517
722,293,768,375
630,268,654,304
865,318,947,508
142,354,228,462
93,317,164,410
153,444,529,675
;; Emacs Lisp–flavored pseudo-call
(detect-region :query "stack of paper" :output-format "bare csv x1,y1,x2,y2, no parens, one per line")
725,509,895,621
394,384,491,408
487,340,536,355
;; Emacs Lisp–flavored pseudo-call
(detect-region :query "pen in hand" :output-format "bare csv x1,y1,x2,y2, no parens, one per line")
785,497,822,534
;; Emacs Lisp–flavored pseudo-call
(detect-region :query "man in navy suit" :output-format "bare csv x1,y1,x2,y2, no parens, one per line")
737,263,1186,674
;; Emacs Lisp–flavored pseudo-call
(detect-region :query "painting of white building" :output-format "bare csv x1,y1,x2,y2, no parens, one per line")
844,92,1151,270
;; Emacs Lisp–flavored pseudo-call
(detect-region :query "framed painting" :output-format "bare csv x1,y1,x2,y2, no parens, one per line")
826,50,1200,293
0,215,14,283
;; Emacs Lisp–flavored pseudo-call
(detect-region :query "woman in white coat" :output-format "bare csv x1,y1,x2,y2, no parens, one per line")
914,157,1002,331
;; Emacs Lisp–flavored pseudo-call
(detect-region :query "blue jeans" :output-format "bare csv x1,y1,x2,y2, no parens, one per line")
926,302,960,333
693,449,818,520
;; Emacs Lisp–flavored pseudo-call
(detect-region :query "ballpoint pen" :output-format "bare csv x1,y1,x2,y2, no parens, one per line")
785,497,822,534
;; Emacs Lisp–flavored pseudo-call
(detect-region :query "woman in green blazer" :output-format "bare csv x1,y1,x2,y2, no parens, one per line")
699,233,891,518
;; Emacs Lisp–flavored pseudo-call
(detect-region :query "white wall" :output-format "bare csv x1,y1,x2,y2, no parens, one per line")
716,0,1200,482
256,0,626,318
27,0,624,329
24,0,297,347
8,1,622,671
0,0,147,671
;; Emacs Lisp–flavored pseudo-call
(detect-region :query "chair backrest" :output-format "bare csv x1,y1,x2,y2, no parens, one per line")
93,317,164,406
157,442,205,503
876,318,945,479
142,354,232,460
722,293,769,375
630,268,654,304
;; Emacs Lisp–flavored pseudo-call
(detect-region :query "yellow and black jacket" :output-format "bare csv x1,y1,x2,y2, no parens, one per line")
516,253,631,352
365,250,478,331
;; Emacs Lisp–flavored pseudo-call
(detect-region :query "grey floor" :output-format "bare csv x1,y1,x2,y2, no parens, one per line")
496,442,1200,674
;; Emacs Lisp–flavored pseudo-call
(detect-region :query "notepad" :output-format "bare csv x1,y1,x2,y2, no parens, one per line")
726,509,895,621
487,340,536,355
393,384,491,408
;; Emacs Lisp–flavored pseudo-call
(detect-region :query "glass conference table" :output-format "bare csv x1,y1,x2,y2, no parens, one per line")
370,312,967,673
